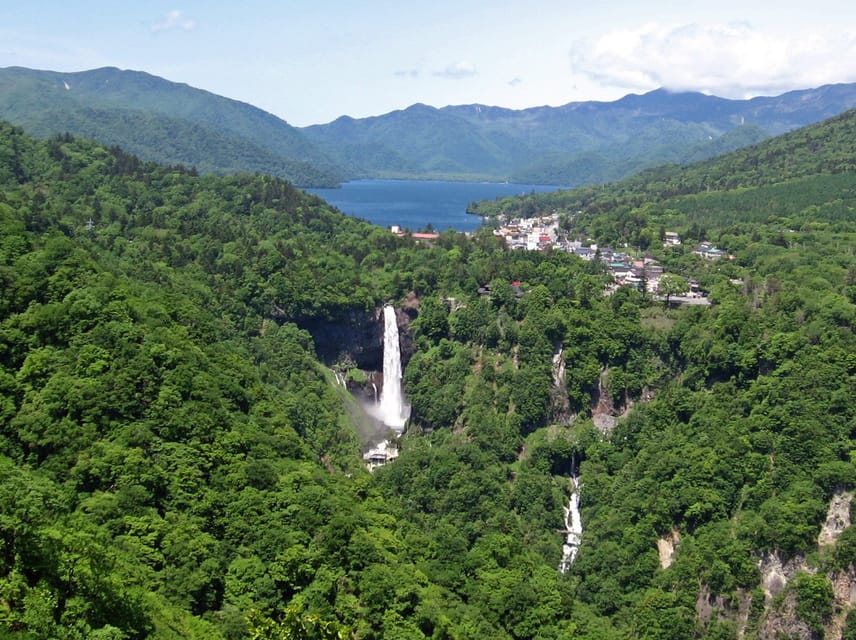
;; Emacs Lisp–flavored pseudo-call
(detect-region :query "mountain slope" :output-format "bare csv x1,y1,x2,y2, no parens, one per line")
469,106,856,232
0,66,346,186
302,83,856,185
4,65,855,189
1,108,855,638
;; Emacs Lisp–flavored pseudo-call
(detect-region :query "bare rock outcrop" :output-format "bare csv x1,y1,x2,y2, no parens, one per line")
695,492,856,639
299,305,415,371
550,343,572,425
657,529,680,570
758,551,808,601
758,589,814,640
590,367,654,432
695,587,752,637
819,490,853,547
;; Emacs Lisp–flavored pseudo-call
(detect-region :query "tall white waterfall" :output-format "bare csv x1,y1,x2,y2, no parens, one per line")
376,305,409,430
559,475,583,573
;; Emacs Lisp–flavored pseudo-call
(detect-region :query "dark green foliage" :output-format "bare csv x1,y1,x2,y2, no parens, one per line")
0,122,626,638
631,588,696,640
459,107,856,638
409,295,448,345
1,104,855,639
844,610,856,640
833,526,856,570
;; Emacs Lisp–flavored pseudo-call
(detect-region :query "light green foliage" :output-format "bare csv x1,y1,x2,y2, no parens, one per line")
791,572,834,633
657,273,689,305
246,607,348,640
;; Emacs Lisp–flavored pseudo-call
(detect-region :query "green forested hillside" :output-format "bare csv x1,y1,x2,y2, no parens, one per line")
0,67,345,187
302,83,856,185
1,118,855,640
470,107,856,236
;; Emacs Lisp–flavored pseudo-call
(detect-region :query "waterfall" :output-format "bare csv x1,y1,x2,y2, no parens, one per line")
552,345,566,389
559,474,583,573
550,343,571,424
375,305,409,430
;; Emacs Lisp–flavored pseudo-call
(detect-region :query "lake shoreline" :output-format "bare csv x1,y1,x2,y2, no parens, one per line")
306,179,568,232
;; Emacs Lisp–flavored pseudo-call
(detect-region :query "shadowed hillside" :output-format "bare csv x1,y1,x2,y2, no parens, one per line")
0,66,346,186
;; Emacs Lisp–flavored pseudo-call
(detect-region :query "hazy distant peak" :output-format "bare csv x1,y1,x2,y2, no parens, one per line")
300,80,856,185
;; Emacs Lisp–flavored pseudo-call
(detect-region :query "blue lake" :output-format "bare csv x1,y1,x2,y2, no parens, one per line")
307,179,566,232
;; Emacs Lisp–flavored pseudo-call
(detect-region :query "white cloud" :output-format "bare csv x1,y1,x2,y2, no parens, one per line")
570,22,856,97
433,61,478,80
508,77,523,87
151,10,197,33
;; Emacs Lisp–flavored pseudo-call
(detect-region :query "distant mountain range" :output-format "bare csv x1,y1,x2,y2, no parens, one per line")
3,66,856,187
0,66,346,186
468,103,856,232
301,84,856,185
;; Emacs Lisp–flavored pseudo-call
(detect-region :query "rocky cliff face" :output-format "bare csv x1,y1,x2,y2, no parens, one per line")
819,491,853,548
759,589,815,640
297,306,415,371
590,366,653,432
657,529,680,570
549,343,572,425
298,308,384,369
690,491,856,639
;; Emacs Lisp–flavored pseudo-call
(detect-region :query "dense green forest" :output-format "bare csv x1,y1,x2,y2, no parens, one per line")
0,112,855,640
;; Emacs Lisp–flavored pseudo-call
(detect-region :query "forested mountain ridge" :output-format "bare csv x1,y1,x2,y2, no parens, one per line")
0,66,346,187
0,116,855,640
4,65,856,189
301,82,856,185
470,106,856,238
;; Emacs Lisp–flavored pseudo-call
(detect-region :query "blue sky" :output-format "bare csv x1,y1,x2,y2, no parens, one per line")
2,1,855,126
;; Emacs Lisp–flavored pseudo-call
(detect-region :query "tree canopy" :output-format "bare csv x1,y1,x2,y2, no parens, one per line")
0,112,855,639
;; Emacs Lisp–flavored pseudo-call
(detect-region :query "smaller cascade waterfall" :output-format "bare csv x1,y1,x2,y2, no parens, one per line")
374,305,410,430
551,345,566,389
550,343,571,425
559,474,583,573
